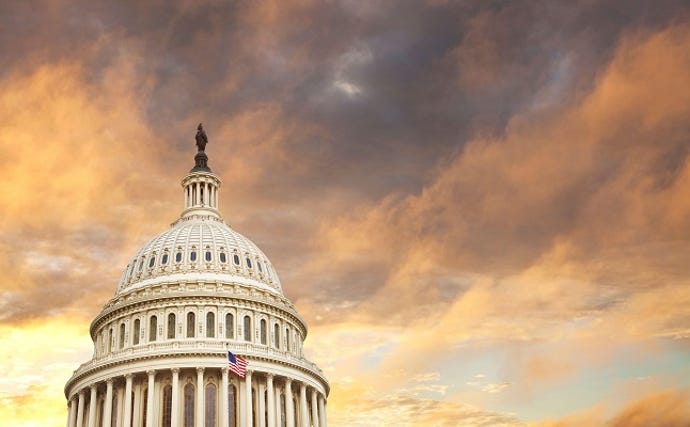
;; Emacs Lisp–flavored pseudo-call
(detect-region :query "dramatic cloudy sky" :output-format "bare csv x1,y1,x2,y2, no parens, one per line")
1,1,690,425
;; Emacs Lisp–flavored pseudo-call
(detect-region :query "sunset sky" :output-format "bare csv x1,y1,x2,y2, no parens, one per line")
1,1,690,426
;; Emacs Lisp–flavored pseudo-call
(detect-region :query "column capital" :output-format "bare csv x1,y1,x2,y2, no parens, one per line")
146,369,156,376
172,367,180,374
196,366,205,374
90,383,97,391
284,378,292,386
221,367,228,374
125,373,134,380
106,378,114,386
266,373,274,380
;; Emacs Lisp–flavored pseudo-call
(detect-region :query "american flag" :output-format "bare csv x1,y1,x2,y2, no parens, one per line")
228,352,248,378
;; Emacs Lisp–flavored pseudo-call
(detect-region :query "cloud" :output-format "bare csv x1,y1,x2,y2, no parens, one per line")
534,389,690,427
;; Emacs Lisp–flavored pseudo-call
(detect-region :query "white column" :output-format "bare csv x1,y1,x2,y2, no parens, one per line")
245,370,254,427
258,379,266,427
285,380,294,427
318,395,326,427
88,385,97,427
171,368,180,427
196,183,201,207
123,374,133,427
310,390,319,427
102,380,113,427
266,375,275,427
221,368,229,427
196,367,205,427
274,382,282,427
146,371,155,427
299,384,308,427
68,397,77,427
76,391,85,427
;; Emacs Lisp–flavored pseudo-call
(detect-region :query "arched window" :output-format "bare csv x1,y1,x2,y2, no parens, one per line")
184,383,194,427
260,319,267,345
175,251,183,263
148,256,155,268
225,313,234,339
233,254,240,266
285,328,291,351
220,252,227,264
257,261,263,273
243,315,252,342
133,319,140,345
228,384,237,427
206,312,215,338
167,313,176,339
190,250,197,262
162,252,169,265
119,323,125,349
162,385,172,427
187,312,196,338
108,328,113,353
205,250,212,262
273,324,280,349
149,316,157,342
246,258,252,269
205,383,217,427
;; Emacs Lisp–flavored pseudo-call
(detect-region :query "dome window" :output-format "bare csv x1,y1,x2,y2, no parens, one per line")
148,256,155,268
257,262,263,273
205,251,212,262
149,316,157,342
219,252,227,263
161,253,169,265
233,254,240,266
138,258,144,272
190,251,197,262
243,315,252,342
225,313,234,339
133,319,140,345
175,251,182,263
187,312,195,338
246,258,252,269
206,312,215,338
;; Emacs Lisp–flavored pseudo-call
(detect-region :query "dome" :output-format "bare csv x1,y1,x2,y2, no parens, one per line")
64,127,328,427
117,216,283,296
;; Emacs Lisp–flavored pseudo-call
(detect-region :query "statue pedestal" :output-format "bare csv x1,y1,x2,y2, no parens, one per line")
191,152,210,172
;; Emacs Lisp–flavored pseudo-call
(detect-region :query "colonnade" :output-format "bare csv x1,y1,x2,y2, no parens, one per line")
66,367,327,427
184,179,218,209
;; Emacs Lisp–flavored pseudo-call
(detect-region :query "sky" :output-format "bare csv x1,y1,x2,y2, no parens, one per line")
1,0,690,426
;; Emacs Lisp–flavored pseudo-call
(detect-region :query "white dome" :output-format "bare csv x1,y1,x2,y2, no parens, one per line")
65,138,328,427
117,215,283,296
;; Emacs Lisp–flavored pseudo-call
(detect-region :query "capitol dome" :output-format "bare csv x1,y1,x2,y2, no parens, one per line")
64,125,328,427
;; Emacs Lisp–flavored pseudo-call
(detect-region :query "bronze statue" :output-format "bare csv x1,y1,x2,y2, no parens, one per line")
195,123,208,152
